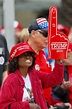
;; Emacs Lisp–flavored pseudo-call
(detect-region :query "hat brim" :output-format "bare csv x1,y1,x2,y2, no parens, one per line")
15,50,35,58
41,27,48,31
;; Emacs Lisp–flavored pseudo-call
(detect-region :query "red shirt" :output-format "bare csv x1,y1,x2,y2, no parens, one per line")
35,50,51,73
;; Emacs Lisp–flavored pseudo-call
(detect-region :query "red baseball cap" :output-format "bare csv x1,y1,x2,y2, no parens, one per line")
14,21,22,31
9,42,35,61
0,21,22,36
0,26,5,36
57,24,70,36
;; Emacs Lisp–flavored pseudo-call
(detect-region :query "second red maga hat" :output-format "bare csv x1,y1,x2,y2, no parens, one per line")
9,42,34,61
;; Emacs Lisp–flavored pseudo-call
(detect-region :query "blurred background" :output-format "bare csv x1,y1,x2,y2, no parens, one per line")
0,0,72,50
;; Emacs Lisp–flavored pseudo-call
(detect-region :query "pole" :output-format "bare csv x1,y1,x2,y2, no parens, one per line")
3,0,15,51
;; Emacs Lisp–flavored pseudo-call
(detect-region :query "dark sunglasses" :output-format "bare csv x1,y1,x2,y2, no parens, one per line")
37,30,48,37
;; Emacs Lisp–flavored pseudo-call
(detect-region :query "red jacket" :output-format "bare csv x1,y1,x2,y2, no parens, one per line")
0,63,64,109
67,65,72,105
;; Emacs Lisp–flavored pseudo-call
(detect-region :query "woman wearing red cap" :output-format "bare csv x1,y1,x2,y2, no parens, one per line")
0,42,64,109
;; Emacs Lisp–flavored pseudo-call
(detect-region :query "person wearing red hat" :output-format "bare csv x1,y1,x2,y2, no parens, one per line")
0,42,64,109
47,24,72,105
14,20,23,44
0,26,5,36
50,24,72,106
63,43,72,105
57,24,70,37
51,42,72,106
0,21,22,44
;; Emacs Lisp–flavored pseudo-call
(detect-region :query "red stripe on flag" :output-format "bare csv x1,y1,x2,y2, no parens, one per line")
36,18,47,24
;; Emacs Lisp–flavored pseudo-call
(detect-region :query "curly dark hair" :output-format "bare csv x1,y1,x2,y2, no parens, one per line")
8,52,36,73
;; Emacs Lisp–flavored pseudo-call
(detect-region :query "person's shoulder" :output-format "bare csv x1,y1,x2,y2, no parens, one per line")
39,49,47,58
0,34,5,39
0,34,7,43
2,73,19,89
40,49,44,52
4,73,17,85
31,68,41,76
39,49,45,55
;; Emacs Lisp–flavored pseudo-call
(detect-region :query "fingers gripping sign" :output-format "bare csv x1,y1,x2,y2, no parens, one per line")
48,6,69,59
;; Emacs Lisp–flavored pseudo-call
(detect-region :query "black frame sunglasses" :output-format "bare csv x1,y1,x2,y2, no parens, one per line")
37,30,48,37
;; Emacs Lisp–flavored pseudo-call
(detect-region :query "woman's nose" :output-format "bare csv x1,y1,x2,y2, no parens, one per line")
26,55,31,58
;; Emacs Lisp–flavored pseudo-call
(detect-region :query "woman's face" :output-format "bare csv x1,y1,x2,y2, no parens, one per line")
18,52,33,68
